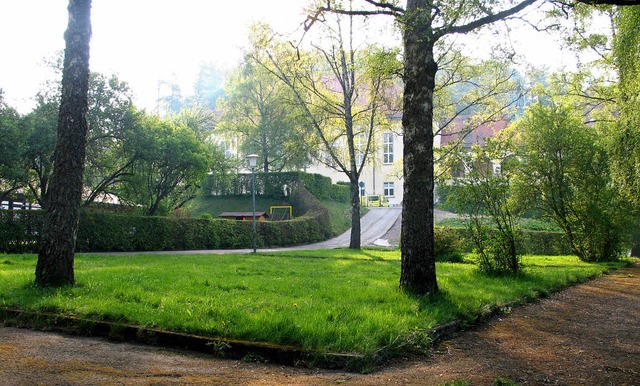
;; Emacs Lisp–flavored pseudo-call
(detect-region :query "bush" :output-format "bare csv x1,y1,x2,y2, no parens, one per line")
442,226,573,256
204,171,350,203
0,184,333,253
0,210,44,253
434,226,464,262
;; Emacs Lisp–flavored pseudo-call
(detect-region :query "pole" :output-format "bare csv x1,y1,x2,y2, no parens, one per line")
251,165,257,253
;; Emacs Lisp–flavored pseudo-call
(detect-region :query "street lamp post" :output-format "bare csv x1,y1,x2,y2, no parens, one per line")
247,154,259,253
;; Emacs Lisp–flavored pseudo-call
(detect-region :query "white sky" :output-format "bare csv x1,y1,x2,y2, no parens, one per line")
0,1,575,114
0,0,308,113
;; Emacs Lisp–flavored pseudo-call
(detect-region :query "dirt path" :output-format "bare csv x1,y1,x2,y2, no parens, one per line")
1,264,638,385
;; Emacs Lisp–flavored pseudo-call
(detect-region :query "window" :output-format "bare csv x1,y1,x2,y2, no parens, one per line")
383,133,394,164
355,134,365,165
383,182,395,196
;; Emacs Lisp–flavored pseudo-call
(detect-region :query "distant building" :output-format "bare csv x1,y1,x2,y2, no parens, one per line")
305,118,405,207
438,117,509,178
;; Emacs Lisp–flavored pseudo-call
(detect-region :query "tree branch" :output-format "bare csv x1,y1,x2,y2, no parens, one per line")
441,0,538,38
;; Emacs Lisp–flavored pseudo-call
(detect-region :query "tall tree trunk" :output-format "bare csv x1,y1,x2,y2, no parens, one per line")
400,0,439,295
36,0,92,287
349,179,361,249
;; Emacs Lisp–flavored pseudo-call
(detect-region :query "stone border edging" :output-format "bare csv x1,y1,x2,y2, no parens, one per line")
0,308,367,371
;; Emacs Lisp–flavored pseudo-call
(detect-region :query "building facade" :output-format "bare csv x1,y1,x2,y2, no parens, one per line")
306,129,405,207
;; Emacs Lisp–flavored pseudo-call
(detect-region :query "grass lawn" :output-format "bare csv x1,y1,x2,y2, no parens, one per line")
0,250,630,361
186,195,291,218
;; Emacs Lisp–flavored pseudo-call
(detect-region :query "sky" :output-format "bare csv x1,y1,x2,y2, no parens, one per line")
0,0,309,113
0,1,575,114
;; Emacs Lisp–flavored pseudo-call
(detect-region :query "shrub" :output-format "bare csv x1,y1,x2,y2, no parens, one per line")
0,210,44,253
441,227,573,256
204,171,350,203
434,226,464,262
0,184,333,253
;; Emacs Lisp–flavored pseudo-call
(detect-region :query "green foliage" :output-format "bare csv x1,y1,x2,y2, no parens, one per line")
0,93,27,200
437,217,560,232
448,141,522,274
442,227,574,256
21,97,58,206
513,103,630,262
608,7,640,237
204,171,350,203
434,227,464,262
0,185,332,253
0,210,44,253
217,58,312,172
20,71,139,208
83,73,137,206
120,114,213,216
0,252,625,362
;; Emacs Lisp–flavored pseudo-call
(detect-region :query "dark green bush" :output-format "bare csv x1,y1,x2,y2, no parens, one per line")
204,171,350,203
434,226,464,262
443,226,572,256
0,184,332,253
0,210,44,253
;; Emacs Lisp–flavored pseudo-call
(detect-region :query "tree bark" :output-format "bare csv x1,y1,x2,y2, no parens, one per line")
36,0,92,287
349,179,362,249
400,0,439,295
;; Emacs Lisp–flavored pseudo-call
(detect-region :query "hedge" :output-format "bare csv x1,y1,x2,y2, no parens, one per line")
203,171,350,203
441,226,573,256
0,210,44,254
0,184,331,254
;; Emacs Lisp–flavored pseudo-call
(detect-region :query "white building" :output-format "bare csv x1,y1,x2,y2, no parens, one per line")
306,128,405,207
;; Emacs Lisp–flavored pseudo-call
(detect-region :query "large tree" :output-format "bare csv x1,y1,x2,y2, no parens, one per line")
315,0,537,294
0,91,27,202
251,19,397,249
218,59,311,172
21,72,137,208
22,96,58,207
36,0,92,287
120,114,211,216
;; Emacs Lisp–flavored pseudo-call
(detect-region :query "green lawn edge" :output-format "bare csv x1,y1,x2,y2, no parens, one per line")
0,251,633,372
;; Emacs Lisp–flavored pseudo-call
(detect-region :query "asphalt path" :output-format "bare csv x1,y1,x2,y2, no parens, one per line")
285,207,402,249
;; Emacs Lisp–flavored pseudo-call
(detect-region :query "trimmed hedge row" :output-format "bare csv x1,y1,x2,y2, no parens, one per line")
0,210,44,254
442,226,573,256
0,207,572,255
204,171,350,202
0,185,332,253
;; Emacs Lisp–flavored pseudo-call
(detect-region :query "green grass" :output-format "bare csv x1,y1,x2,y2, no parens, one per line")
320,199,367,236
185,196,354,236
0,251,630,359
186,195,291,218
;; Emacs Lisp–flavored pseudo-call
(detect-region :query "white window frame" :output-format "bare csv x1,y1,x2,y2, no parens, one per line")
383,133,394,164
383,182,395,197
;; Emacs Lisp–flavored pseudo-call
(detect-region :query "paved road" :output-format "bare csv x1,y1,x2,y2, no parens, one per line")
286,207,402,249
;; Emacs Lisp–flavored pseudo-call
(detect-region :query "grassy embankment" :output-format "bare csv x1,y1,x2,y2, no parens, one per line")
187,195,358,236
0,250,631,361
